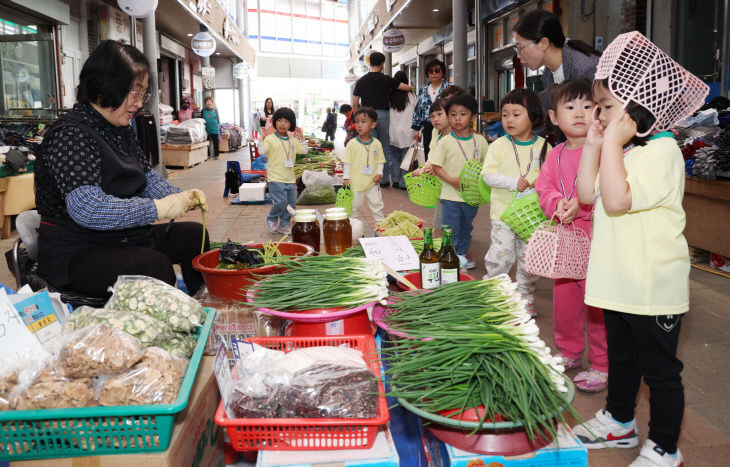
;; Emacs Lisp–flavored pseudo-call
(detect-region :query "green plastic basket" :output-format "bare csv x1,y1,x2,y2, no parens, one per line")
404,172,442,209
335,186,353,216
500,191,548,242
0,308,216,461
459,159,491,207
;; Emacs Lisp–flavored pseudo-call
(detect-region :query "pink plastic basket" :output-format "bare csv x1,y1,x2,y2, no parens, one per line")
524,217,591,280
595,31,709,136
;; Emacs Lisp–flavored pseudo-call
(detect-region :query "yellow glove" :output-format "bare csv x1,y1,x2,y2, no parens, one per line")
153,191,196,220
188,188,208,211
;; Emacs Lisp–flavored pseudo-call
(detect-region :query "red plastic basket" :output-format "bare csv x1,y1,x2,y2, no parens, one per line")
241,169,267,178
214,335,389,451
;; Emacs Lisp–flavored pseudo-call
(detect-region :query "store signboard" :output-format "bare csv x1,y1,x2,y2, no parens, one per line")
98,5,144,51
383,29,405,53
233,62,249,79
192,30,216,57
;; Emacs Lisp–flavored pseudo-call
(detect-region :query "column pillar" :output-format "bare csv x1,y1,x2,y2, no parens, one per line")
384,51,392,76
142,14,164,174
452,0,468,89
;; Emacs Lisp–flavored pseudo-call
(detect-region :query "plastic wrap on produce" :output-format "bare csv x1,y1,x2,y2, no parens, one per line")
105,275,205,332
154,332,198,358
14,364,94,410
98,347,187,406
58,323,145,378
66,306,175,347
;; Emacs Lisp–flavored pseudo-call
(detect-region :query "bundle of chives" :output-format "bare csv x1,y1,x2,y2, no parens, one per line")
247,256,389,311
380,275,579,440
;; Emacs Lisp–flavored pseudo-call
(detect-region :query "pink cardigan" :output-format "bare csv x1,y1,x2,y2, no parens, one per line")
535,142,593,224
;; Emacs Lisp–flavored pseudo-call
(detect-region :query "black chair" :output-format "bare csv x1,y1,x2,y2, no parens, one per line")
6,210,106,308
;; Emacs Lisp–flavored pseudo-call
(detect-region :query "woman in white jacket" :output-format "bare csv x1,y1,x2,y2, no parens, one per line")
388,71,416,189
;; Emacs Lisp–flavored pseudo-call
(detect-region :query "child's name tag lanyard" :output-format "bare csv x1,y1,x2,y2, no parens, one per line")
359,137,375,175
556,143,576,200
277,133,294,167
510,136,536,178
452,131,479,160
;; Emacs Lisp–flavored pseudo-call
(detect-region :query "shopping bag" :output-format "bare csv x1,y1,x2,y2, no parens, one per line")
400,145,416,171
524,215,592,279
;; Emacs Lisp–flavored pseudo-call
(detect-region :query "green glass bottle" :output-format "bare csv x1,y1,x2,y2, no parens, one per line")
419,228,440,289
439,228,460,284
436,224,451,257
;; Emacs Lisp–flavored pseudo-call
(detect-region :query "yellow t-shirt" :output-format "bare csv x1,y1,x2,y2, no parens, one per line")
264,133,305,183
429,132,489,202
343,137,386,192
481,135,548,219
585,134,689,316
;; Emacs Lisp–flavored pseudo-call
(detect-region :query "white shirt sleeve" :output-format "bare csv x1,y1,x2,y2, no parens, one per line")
483,173,519,191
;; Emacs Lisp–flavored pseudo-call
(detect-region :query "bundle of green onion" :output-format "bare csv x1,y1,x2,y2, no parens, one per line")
247,256,389,311
342,238,442,258
381,275,578,440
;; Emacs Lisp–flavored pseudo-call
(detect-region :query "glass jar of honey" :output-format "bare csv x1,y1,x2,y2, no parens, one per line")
323,210,352,255
292,212,320,253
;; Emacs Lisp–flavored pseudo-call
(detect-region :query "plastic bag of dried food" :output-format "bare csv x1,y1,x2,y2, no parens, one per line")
15,365,93,410
66,306,174,347
58,324,145,378
152,332,198,359
228,359,283,418
105,276,205,332
278,363,378,419
0,351,52,410
98,347,187,406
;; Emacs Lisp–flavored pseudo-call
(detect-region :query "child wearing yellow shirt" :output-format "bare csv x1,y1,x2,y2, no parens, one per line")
481,89,549,315
429,94,489,269
343,107,386,223
261,107,306,234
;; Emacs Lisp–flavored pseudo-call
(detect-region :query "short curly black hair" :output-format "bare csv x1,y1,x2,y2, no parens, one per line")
77,40,151,109
272,107,296,131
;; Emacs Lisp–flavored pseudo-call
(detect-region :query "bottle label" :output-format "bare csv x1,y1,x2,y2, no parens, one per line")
420,263,441,289
441,268,458,284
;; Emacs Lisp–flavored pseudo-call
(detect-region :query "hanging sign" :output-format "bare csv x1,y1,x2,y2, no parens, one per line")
117,0,158,18
192,30,216,57
353,60,369,77
233,62,249,80
364,49,376,66
344,72,358,84
383,29,405,53
13,68,29,83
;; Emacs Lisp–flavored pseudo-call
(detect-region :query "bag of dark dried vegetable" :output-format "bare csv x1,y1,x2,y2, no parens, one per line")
105,275,205,332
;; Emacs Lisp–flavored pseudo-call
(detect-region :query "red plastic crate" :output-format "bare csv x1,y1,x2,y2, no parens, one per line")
214,335,389,451
241,169,267,178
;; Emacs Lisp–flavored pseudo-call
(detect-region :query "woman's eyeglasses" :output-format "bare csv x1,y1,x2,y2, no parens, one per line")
129,90,151,103
513,42,536,55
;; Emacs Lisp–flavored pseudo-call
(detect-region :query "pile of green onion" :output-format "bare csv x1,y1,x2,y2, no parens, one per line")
247,256,389,311
381,275,579,440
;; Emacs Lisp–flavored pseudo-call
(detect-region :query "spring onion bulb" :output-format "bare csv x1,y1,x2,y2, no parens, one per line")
247,256,389,311
381,275,580,439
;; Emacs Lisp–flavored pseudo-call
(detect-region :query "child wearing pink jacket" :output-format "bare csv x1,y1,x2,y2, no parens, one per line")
536,79,608,393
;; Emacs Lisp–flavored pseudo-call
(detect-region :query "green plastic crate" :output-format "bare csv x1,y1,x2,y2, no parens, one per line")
0,307,216,461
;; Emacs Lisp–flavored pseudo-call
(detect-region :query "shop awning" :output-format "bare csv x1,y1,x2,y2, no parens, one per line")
156,0,255,66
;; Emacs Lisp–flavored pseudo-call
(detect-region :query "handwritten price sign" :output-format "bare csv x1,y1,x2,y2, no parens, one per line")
358,235,419,271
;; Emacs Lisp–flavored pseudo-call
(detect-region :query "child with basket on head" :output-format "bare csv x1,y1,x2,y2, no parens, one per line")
534,79,608,392
260,107,307,235
481,88,549,316
343,107,386,223
571,32,708,467
429,94,489,269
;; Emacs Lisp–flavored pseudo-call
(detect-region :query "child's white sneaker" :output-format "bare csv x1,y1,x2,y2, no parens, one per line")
629,440,683,467
572,409,639,449
265,220,278,233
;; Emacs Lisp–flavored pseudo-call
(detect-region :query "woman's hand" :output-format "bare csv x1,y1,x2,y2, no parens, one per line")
604,111,637,147
153,191,197,220
585,120,604,150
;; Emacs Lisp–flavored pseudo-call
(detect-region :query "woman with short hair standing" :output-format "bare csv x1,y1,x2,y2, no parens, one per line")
411,59,448,158
35,40,209,298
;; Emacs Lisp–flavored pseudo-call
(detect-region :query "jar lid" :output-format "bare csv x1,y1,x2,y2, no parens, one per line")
296,209,316,216
325,207,346,213
325,211,348,221
294,213,316,222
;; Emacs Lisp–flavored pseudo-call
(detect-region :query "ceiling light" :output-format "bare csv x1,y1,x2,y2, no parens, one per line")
187,33,193,37
215,52,221,55
433,9,439,12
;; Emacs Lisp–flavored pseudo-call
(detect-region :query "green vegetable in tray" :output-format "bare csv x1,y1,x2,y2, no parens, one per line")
380,276,581,440
296,184,336,205
105,276,205,332
153,333,198,358
66,306,174,346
